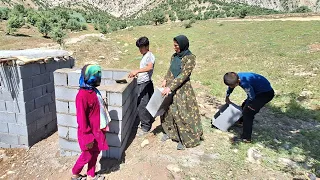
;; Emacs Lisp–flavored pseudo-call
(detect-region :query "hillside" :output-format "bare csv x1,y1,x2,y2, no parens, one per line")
0,0,319,17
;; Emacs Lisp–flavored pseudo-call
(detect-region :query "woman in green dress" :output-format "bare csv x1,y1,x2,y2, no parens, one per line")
161,35,203,150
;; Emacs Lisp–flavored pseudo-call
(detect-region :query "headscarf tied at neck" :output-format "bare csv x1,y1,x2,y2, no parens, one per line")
170,35,192,78
79,64,102,89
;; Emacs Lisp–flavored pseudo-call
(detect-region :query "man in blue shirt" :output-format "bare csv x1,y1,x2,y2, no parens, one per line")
224,72,275,142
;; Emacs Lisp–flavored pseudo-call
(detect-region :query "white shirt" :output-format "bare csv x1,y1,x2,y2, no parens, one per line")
137,51,155,84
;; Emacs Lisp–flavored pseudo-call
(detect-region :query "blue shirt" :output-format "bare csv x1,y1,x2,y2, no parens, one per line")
226,72,273,101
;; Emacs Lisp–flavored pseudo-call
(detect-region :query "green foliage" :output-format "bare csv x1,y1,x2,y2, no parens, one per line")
27,11,40,26
168,10,176,21
13,4,25,15
238,7,248,18
50,26,66,46
99,23,108,34
152,8,166,25
0,7,10,20
94,23,99,30
184,18,196,28
6,13,25,34
67,18,82,31
37,17,52,37
176,9,195,21
291,6,312,13
59,18,67,29
81,23,88,30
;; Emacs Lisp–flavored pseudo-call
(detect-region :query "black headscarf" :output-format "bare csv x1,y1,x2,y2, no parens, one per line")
170,35,192,78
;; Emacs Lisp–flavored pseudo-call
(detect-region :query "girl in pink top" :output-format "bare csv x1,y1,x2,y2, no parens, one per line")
71,64,109,180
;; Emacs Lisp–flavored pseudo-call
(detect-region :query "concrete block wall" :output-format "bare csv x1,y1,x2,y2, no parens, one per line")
55,68,138,160
0,58,74,148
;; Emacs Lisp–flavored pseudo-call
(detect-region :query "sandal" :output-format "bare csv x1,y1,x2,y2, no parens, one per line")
177,142,185,150
71,174,86,180
161,134,170,142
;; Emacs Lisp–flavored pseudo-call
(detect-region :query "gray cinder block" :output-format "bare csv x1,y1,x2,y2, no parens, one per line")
0,133,19,145
0,122,8,133
57,113,77,128
53,72,67,86
35,94,53,109
59,138,80,152
55,86,78,102
56,100,69,114
212,103,243,132
0,112,16,123
69,101,76,114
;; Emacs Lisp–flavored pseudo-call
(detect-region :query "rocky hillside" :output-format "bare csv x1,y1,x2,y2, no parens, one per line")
0,0,319,17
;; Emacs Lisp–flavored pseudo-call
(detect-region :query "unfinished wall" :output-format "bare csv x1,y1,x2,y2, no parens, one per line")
0,59,74,148
54,68,138,159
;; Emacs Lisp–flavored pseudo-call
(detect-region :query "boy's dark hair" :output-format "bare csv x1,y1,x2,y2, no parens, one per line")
136,36,149,48
223,72,239,86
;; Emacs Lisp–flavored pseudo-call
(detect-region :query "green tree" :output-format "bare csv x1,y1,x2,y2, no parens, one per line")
37,17,52,37
27,12,40,26
66,18,81,31
6,13,25,34
291,6,312,13
238,7,248,18
152,9,166,25
13,4,25,16
50,26,66,46
0,8,10,20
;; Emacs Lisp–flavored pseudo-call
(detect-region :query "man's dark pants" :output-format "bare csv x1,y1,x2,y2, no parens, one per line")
137,81,154,131
240,89,275,140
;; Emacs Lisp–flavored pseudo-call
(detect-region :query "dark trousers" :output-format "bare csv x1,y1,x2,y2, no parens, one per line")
241,89,275,140
137,81,154,131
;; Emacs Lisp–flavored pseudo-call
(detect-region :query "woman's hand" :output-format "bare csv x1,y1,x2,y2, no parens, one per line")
161,87,171,97
86,141,94,149
161,80,166,87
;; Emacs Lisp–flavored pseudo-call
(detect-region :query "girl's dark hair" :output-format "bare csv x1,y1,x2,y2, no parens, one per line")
136,36,149,48
223,72,239,86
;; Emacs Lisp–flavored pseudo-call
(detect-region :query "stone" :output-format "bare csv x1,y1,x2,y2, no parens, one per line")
140,139,149,148
247,147,262,164
166,164,181,173
99,56,105,59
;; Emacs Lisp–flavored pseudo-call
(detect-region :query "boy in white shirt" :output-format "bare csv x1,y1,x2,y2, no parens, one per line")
128,36,155,136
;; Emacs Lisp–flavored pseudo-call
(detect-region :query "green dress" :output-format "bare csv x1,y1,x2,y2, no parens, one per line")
161,54,203,148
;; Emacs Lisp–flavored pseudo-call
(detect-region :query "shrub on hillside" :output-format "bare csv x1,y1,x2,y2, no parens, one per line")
37,17,52,37
152,9,166,25
184,18,196,28
27,12,40,26
50,27,66,46
0,7,10,20
81,23,88,30
66,18,82,31
291,6,312,13
6,13,25,34
238,7,248,18
13,4,25,16
99,23,108,34
168,10,176,22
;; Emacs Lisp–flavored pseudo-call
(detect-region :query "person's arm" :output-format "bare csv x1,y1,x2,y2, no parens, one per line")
128,55,154,78
225,87,234,104
242,83,256,102
168,55,195,92
76,94,95,149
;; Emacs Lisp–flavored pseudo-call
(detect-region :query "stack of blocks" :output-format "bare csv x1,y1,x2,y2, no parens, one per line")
0,59,74,148
54,68,138,159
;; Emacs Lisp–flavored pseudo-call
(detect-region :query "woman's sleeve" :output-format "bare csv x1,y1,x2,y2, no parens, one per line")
169,55,195,92
164,56,173,81
76,94,95,146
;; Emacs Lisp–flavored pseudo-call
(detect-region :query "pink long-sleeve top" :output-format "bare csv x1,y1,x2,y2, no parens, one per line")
76,89,109,151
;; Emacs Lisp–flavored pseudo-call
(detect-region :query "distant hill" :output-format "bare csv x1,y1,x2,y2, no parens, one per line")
0,0,319,17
